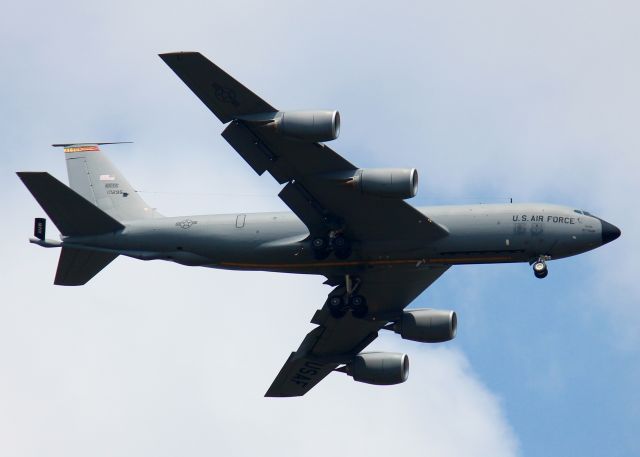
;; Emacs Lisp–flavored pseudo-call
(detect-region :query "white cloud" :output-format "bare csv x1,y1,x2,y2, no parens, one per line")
0,247,519,457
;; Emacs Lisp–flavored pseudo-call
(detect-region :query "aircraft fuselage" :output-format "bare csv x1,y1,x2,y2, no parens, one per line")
56,202,613,276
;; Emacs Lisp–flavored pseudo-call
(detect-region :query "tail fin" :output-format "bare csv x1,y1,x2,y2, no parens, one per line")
54,247,118,286
54,143,160,221
17,172,124,236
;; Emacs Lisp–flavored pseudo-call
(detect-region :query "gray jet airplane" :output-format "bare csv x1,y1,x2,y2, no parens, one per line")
17,52,621,396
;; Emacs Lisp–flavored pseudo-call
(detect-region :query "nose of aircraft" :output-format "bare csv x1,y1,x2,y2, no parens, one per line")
600,219,621,245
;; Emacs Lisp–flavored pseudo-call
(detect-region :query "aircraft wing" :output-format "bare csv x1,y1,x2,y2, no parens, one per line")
160,52,447,244
265,264,449,396
160,52,452,395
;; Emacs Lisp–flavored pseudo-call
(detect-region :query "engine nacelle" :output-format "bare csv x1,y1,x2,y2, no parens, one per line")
394,309,457,343
346,352,409,385
274,110,340,142
354,168,418,199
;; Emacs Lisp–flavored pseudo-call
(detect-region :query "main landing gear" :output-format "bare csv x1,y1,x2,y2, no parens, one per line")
532,256,549,279
328,275,368,319
312,232,352,260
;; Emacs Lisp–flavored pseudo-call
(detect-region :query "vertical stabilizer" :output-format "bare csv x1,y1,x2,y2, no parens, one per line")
55,143,161,221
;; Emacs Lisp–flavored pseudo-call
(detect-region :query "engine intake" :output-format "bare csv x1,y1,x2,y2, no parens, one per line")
354,168,418,199
346,352,409,385
394,309,457,343
274,110,340,142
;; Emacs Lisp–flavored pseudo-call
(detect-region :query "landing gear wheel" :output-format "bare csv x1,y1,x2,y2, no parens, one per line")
312,237,327,249
311,237,330,260
350,295,368,318
533,260,548,279
332,235,352,259
328,296,347,319
534,269,548,279
332,235,348,249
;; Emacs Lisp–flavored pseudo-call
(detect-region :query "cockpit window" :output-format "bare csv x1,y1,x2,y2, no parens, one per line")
574,209,594,216
574,210,583,215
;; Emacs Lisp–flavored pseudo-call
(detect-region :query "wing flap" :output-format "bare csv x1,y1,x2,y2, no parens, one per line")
221,124,447,242
221,121,292,183
278,182,332,234
221,121,271,175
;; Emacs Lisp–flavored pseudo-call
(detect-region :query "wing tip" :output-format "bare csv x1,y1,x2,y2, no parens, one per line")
264,389,300,398
16,171,46,180
158,51,202,61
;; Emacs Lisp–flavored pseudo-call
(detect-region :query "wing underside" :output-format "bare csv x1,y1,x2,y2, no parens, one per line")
266,265,449,397
160,52,448,244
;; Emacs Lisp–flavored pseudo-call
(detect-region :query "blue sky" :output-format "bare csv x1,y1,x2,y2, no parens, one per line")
1,1,638,456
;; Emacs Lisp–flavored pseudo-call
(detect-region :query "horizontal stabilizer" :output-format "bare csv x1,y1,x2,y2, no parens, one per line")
55,247,118,286
52,142,133,148
16,172,124,236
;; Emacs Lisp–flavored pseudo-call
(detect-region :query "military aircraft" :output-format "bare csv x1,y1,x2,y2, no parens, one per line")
17,52,621,397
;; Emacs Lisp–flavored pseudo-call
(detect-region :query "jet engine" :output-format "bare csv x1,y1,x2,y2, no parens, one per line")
274,110,340,142
345,352,409,385
353,168,418,199
393,309,457,343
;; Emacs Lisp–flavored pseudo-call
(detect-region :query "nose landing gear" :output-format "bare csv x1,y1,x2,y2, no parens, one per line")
532,256,549,279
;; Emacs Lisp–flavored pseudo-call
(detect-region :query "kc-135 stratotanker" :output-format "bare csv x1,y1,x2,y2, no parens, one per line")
17,52,621,396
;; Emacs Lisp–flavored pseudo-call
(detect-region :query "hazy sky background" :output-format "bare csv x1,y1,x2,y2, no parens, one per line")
1,1,638,456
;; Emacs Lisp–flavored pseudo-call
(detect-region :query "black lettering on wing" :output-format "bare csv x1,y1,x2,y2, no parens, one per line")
289,360,326,389
299,367,318,376
293,373,311,382
304,361,325,370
